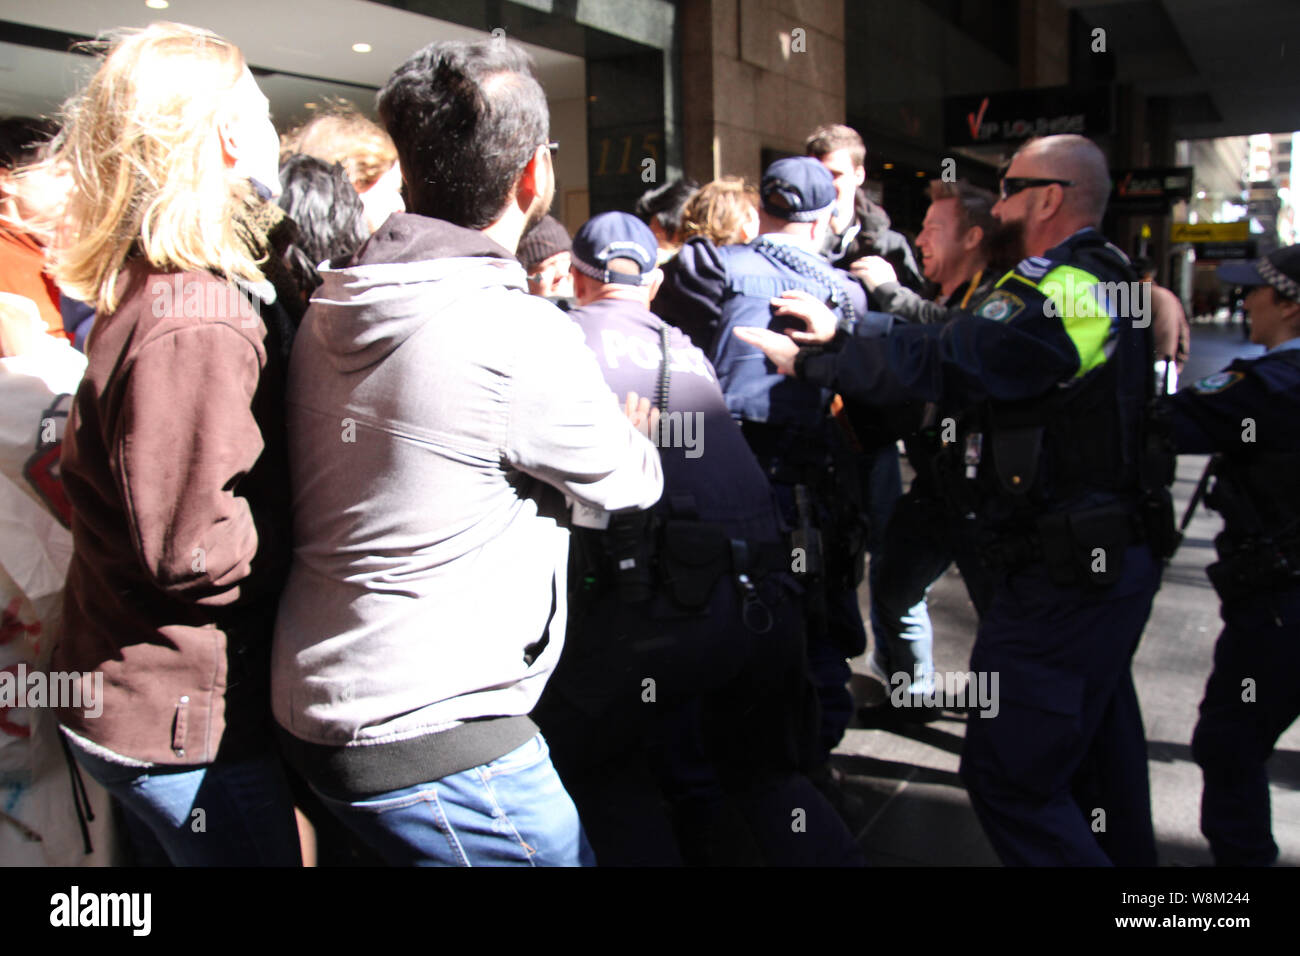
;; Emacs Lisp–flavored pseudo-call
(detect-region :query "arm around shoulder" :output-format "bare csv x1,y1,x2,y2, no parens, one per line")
652,237,728,350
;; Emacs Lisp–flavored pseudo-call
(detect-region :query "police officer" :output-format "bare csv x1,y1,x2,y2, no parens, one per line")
534,212,864,866
651,158,893,783
1162,245,1300,866
738,134,1166,866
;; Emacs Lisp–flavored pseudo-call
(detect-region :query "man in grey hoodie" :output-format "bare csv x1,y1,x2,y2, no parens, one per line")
272,39,663,866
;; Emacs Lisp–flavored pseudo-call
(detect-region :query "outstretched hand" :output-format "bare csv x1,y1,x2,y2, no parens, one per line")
732,326,800,376
769,289,839,344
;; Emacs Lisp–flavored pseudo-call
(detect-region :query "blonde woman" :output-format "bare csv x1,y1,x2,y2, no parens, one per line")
49,22,300,865
652,177,760,350
679,176,759,247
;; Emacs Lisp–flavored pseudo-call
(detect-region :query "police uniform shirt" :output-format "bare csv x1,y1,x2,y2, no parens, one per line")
1162,338,1300,456
652,236,727,352
651,234,880,429
567,297,782,541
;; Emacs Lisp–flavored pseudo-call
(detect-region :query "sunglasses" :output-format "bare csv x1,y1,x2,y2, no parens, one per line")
999,176,1074,200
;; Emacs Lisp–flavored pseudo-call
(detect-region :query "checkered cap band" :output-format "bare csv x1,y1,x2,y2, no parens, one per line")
1259,257,1300,302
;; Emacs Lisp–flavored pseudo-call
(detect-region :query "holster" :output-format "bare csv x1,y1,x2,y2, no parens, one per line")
1140,486,1182,561
1207,537,1300,605
606,511,655,604
659,520,734,611
819,464,869,592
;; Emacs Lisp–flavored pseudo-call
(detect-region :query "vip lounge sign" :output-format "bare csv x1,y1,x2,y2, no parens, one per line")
944,86,1112,147
1110,167,1194,213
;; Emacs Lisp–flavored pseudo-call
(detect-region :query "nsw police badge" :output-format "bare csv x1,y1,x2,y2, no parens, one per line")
1193,371,1244,393
974,291,1025,322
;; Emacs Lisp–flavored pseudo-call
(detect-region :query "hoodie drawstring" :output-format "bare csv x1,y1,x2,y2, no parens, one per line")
58,730,95,855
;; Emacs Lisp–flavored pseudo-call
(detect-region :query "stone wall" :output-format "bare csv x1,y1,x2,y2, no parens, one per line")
681,0,846,184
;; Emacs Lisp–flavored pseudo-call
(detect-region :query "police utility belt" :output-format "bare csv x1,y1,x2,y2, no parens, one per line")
569,316,790,632
961,422,1150,588
980,502,1148,588
571,499,788,634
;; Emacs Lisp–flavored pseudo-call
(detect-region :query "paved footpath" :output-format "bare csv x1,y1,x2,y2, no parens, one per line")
835,321,1300,866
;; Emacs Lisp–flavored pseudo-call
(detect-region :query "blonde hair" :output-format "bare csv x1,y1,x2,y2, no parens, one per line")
280,100,396,193
680,177,758,246
53,22,264,314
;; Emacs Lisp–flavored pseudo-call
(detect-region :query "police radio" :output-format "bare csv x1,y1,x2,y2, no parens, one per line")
605,324,673,604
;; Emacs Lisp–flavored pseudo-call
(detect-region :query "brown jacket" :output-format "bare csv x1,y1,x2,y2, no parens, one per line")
53,262,290,764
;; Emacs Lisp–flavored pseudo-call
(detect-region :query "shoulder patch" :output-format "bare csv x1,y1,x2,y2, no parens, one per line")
1102,240,1131,265
974,290,1026,322
1193,371,1244,393
1015,256,1053,280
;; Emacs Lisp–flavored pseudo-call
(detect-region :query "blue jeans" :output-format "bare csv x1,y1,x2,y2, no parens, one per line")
312,734,595,866
870,488,997,690
66,738,302,866
863,446,934,688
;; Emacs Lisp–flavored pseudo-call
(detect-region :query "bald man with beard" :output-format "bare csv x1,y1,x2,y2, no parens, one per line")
737,134,1168,867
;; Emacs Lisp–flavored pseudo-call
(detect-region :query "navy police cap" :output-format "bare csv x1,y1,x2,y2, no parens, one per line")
1217,244,1300,303
760,156,837,223
571,211,659,286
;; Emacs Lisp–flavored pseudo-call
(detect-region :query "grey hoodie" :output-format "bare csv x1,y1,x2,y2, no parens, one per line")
271,214,662,795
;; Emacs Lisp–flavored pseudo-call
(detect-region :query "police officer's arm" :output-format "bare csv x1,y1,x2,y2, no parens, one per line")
759,289,895,345
786,290,1083,408
1159,376,1259,456
650,235,727,352
730,295,852,373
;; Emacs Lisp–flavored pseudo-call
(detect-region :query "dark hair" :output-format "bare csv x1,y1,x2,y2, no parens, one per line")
804,124,866,168
277,154,369,269
1132,256,1155,278
377,39,548,228
634,178,698,242
516,213,570,272
0,116,59,170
